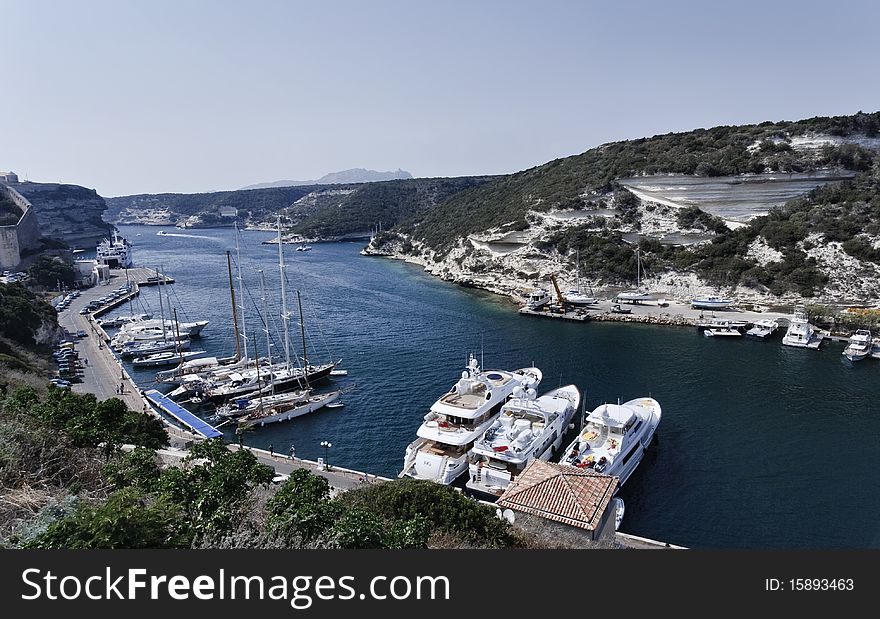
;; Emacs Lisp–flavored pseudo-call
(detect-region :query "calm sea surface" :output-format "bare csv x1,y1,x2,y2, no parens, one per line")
109,225,880,549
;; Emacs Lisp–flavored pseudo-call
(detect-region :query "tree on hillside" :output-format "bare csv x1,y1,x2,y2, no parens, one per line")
27,255,75,290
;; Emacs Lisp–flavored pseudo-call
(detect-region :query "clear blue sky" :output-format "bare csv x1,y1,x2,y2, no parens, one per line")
2,0,878,197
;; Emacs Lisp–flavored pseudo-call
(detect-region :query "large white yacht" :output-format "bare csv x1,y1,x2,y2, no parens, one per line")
559,397,661,487
843,329,872,362
96,229,133,268
399,354,542,485
782,306,823,349
466,384,580,499
118,317,209,338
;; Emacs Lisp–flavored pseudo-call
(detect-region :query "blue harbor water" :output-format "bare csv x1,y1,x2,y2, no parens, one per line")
110,225,880,549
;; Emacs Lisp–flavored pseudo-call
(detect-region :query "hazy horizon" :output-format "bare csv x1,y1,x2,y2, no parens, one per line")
2,0,879,197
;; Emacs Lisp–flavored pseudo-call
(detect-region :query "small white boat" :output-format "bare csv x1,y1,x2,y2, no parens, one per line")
157,230,167,236
295,244,312,251
325,402,345,409
525,289,551,309
843,329,872,362
696,317,748,330
691,296,734,310
745,319,779,338
613,497,625,531
329,369,348,376
564,289,599,306
703,324,742,337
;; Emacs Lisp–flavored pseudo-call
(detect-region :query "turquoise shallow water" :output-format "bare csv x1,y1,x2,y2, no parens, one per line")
111,225,880,549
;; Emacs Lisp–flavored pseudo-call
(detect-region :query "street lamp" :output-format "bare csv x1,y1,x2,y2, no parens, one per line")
320,440,332,470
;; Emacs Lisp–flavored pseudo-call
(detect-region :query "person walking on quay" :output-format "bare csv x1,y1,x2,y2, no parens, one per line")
289,444,296,460
269,444,274,456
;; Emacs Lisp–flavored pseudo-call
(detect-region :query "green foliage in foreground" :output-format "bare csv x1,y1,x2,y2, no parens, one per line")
34,388,168,460
337,478,520,548
0,283,58,349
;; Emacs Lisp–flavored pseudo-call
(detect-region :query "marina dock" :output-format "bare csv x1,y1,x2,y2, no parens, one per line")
145,389,222,439
519,298,793,329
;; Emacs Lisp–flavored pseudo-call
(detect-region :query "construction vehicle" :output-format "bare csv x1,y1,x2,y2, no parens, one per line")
548,273,567,313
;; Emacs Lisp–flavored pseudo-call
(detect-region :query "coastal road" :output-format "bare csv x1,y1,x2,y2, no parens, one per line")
56,273,201,449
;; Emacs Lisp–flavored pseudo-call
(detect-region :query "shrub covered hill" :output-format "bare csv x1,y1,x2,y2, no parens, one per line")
366,111,880,306
106,111,880,305
106,176,494,237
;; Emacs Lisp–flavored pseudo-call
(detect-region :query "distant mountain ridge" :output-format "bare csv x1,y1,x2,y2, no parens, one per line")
242,168,413,190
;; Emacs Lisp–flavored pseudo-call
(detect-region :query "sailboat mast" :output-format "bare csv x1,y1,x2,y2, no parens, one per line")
636,246,641,289
259,269,273,396
172,308,183,364
226,251,242,362
277,216,292,369
156,266,167,341
234,222,248,360
297,290,308,371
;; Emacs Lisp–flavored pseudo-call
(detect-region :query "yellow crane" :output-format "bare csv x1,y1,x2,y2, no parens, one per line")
549,273,566,307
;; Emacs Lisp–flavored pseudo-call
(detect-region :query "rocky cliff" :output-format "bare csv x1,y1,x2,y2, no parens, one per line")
9,182,111,249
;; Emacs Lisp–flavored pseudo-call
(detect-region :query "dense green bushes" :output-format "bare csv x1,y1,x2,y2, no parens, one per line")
0,283,57,349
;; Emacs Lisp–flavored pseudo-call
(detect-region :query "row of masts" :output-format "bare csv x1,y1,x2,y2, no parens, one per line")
226,217,312,399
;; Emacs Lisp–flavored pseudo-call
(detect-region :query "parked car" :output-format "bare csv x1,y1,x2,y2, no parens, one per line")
76,330,88,338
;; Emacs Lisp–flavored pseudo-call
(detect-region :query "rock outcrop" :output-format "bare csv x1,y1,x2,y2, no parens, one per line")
9,182,111,249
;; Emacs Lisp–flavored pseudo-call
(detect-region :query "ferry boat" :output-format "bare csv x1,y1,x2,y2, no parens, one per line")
843,329,872,362
399,354,542,485
96,229,133,268
559,397,662,487
466,384,580,499
782,306,823,349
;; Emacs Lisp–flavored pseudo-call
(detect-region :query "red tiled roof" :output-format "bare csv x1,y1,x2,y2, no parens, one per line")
496,460,618,531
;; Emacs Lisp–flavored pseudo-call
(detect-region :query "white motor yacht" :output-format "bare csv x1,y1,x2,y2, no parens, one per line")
466,384,579,499
559,397,662,487
782,306,823,349
399,354,542,485
843,329,872,362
